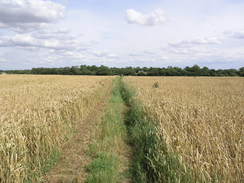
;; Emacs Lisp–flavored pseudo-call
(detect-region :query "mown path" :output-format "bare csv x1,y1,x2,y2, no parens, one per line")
42,77,214,183
43,77,169,183
42,85,111,183
85,77,131,183
42,78,132,183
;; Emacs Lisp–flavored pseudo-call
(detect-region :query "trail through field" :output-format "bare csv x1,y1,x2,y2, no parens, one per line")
85,78,131,183
42,87,111,183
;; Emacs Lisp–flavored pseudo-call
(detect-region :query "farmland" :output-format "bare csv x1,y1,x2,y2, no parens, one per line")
123,77,244,182
0,75,243,183
0,75,113,182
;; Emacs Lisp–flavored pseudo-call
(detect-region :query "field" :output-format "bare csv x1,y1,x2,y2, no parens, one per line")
0,75,243,182
124,77,244,182
0,75,113,182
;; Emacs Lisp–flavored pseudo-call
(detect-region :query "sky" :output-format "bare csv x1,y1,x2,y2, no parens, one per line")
0,0,244,70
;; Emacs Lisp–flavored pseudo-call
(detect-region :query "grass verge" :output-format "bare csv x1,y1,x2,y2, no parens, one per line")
121,79,193,183
86,78,129,183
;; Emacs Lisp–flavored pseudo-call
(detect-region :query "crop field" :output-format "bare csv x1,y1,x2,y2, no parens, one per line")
0,75,243,183
0,75,113,182
124,77,244,182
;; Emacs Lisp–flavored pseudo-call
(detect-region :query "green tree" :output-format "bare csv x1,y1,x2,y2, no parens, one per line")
96,65,111,75
238,67,244,77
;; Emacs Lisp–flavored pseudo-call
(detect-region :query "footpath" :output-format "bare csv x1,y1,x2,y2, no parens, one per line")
43,77,181,183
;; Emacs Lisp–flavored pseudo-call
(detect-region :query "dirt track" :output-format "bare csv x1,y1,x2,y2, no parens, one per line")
42,87,111,183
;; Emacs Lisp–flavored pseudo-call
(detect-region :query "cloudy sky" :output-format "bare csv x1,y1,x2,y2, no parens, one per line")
0,0,243,70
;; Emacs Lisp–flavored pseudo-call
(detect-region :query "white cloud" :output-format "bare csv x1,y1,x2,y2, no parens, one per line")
128,50,156,57
0,33,89,51
169,37,222,48
0,58,7,63
92,50,109,57
92,50,118,58
53,50,87,59
0,0,66,32
32,28,75,40
222,48,244,60
223,30,244,39
125,9,165,26
107,53,118,58
169,47,218,57
44,55,58,63
56,27,70,33
0,34,62,49
231,30,244,39
233,31,244,39
128,53,141,57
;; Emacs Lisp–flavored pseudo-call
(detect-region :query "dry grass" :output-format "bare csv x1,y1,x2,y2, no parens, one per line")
0,75,113,182
124,76,244,182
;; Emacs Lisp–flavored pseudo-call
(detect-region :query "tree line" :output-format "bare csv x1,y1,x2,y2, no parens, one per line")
2,65,244,76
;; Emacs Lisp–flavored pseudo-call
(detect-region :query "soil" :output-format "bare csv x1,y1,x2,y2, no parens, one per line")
42,87,111,183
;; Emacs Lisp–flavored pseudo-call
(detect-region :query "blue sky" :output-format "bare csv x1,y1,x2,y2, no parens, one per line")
0,0,243,70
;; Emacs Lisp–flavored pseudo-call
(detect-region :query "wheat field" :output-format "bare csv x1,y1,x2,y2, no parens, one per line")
0,75,113,182
124,77,244,182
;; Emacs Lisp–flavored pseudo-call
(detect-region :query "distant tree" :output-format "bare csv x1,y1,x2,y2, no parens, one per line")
202,67,210,76
122,67,135,75
110,67,121,75
96,65,111,75
81,68,93,75
226,69,238,76
4,64,244,77
238,67,244,77
148,67,161,76
88,65,98,72
191,64,201,76
70,66,80,75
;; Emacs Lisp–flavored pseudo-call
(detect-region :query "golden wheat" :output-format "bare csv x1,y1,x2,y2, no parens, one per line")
124,76,244,182
0,75,113,182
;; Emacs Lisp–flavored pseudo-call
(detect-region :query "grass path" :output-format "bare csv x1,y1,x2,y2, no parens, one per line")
85,77,131,183
43,77,184,183
42,83,111,183
42,78,131,183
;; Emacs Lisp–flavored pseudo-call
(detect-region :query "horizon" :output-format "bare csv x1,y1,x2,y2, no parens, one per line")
1,64,243,71
0,0,244,70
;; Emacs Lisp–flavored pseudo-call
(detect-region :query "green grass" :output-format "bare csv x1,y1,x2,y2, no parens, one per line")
24,149,61,183
41,150,61,174
86,77,194,183
121,79,193,183
86,77,129,183
86,153,119,183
